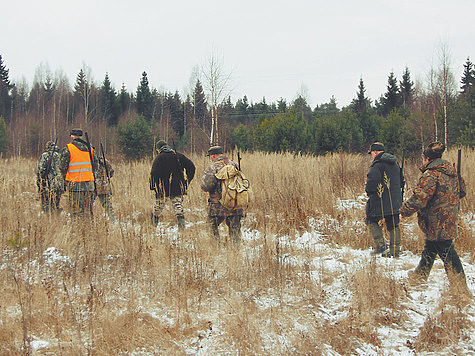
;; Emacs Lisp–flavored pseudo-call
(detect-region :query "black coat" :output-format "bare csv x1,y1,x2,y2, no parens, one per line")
365,152,404,219
150,151,195,197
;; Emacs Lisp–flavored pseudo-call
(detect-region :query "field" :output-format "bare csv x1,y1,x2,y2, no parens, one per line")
0,149,473,355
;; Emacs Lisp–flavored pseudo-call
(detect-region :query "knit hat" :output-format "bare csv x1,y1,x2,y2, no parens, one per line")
155,140,167,151
70,128,83,137
423,141,445,160
207,146,224,156
367,142,385,154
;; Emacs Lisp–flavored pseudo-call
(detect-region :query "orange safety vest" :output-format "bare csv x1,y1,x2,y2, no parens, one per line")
65,143,94,182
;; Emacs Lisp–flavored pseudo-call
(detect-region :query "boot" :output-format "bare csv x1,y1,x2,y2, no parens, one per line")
151,213,159,226
382,226,401,258
177,216,185,230
369,223,386,255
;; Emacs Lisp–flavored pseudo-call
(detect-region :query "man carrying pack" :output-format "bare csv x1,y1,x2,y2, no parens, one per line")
201,146,245,244
60,129,97,218
365,142,404,257
400,142,470,298
95,152,115,221
150,139,195,229
36,140,64,212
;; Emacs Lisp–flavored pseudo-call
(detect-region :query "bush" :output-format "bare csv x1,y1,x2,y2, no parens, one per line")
116,116,153,160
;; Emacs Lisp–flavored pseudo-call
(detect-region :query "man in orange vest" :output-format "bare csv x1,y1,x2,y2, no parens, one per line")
60,128,98,218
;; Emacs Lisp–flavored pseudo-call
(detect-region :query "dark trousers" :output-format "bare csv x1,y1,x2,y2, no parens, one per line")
415,239,466,284
367,214,399,231
209,215,242,243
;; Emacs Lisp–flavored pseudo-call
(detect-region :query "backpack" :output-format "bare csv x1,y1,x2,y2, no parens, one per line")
215,165,251,210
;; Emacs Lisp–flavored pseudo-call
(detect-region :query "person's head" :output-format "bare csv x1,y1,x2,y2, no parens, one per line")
368,142,385,160
70,128,83,140
422,141,445,165
45,140,56,150
207,145,224,161
155,139,167,152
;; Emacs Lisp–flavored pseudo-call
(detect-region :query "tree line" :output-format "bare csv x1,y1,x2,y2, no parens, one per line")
0,51,473,159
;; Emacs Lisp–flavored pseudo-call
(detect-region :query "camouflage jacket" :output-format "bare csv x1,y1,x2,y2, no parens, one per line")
36,149,64,192
201,154,243,217
399,158,466,241
59,138,98,192
95,157,114,195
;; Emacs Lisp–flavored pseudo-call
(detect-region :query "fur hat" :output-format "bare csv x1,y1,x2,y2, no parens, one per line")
70,128,83,137
423,141,445,160
155,140,167,151
207,146,224,156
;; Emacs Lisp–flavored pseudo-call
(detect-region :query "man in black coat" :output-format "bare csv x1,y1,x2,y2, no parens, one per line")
150,140,195,229
365,142,404,257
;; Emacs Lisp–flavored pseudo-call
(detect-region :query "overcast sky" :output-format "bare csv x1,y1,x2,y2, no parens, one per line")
2,0,474,107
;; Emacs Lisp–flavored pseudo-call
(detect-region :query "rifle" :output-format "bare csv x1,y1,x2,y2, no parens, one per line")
84,132,97,195
457,148,462,191
400,149,405,199
171,136,182,169
100,142,112,194
237,151,241,171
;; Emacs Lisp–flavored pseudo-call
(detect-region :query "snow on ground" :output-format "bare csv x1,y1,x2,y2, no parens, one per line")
8,196,475,355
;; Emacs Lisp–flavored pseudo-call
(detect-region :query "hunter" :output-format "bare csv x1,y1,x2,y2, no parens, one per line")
150,139,195,229
365,142,404,257
201,146,244,244
59,129,98,218
400,142,470,297
36,140,64,212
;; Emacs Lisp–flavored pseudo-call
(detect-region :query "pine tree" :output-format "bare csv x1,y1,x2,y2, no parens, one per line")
0,55,13,120
399,67,414,108
460,57,474,96
136,71,153,121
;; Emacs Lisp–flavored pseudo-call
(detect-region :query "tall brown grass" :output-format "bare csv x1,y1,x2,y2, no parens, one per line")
0,148,472,354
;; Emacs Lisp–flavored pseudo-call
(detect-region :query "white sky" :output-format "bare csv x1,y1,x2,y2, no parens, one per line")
2,0,474,107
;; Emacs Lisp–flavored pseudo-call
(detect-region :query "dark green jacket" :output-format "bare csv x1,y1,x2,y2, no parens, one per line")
365,152,404,219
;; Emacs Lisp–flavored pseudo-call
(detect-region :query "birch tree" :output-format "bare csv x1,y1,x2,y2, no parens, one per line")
201,51,232,146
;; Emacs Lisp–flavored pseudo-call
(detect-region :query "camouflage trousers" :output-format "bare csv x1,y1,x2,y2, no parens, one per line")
209,215,242,244
39,188,62,212
68,191,94,218
97,193,115,221
153,195,184,219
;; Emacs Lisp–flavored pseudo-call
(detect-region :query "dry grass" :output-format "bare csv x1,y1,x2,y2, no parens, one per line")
0,148,472,354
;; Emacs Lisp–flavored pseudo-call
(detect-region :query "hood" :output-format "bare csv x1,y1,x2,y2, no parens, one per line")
159,144,174,154
71,138,90,152
421,158,457,177
372,152,397,166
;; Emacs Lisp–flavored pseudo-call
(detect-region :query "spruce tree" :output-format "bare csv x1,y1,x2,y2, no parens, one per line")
100,73,119,126
381,71,400,116
460,57,474,96
192,80,208,130
399,67,414,108
0,55,13,120
351,78,370,115
118,83,131,116
136,71,153,121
